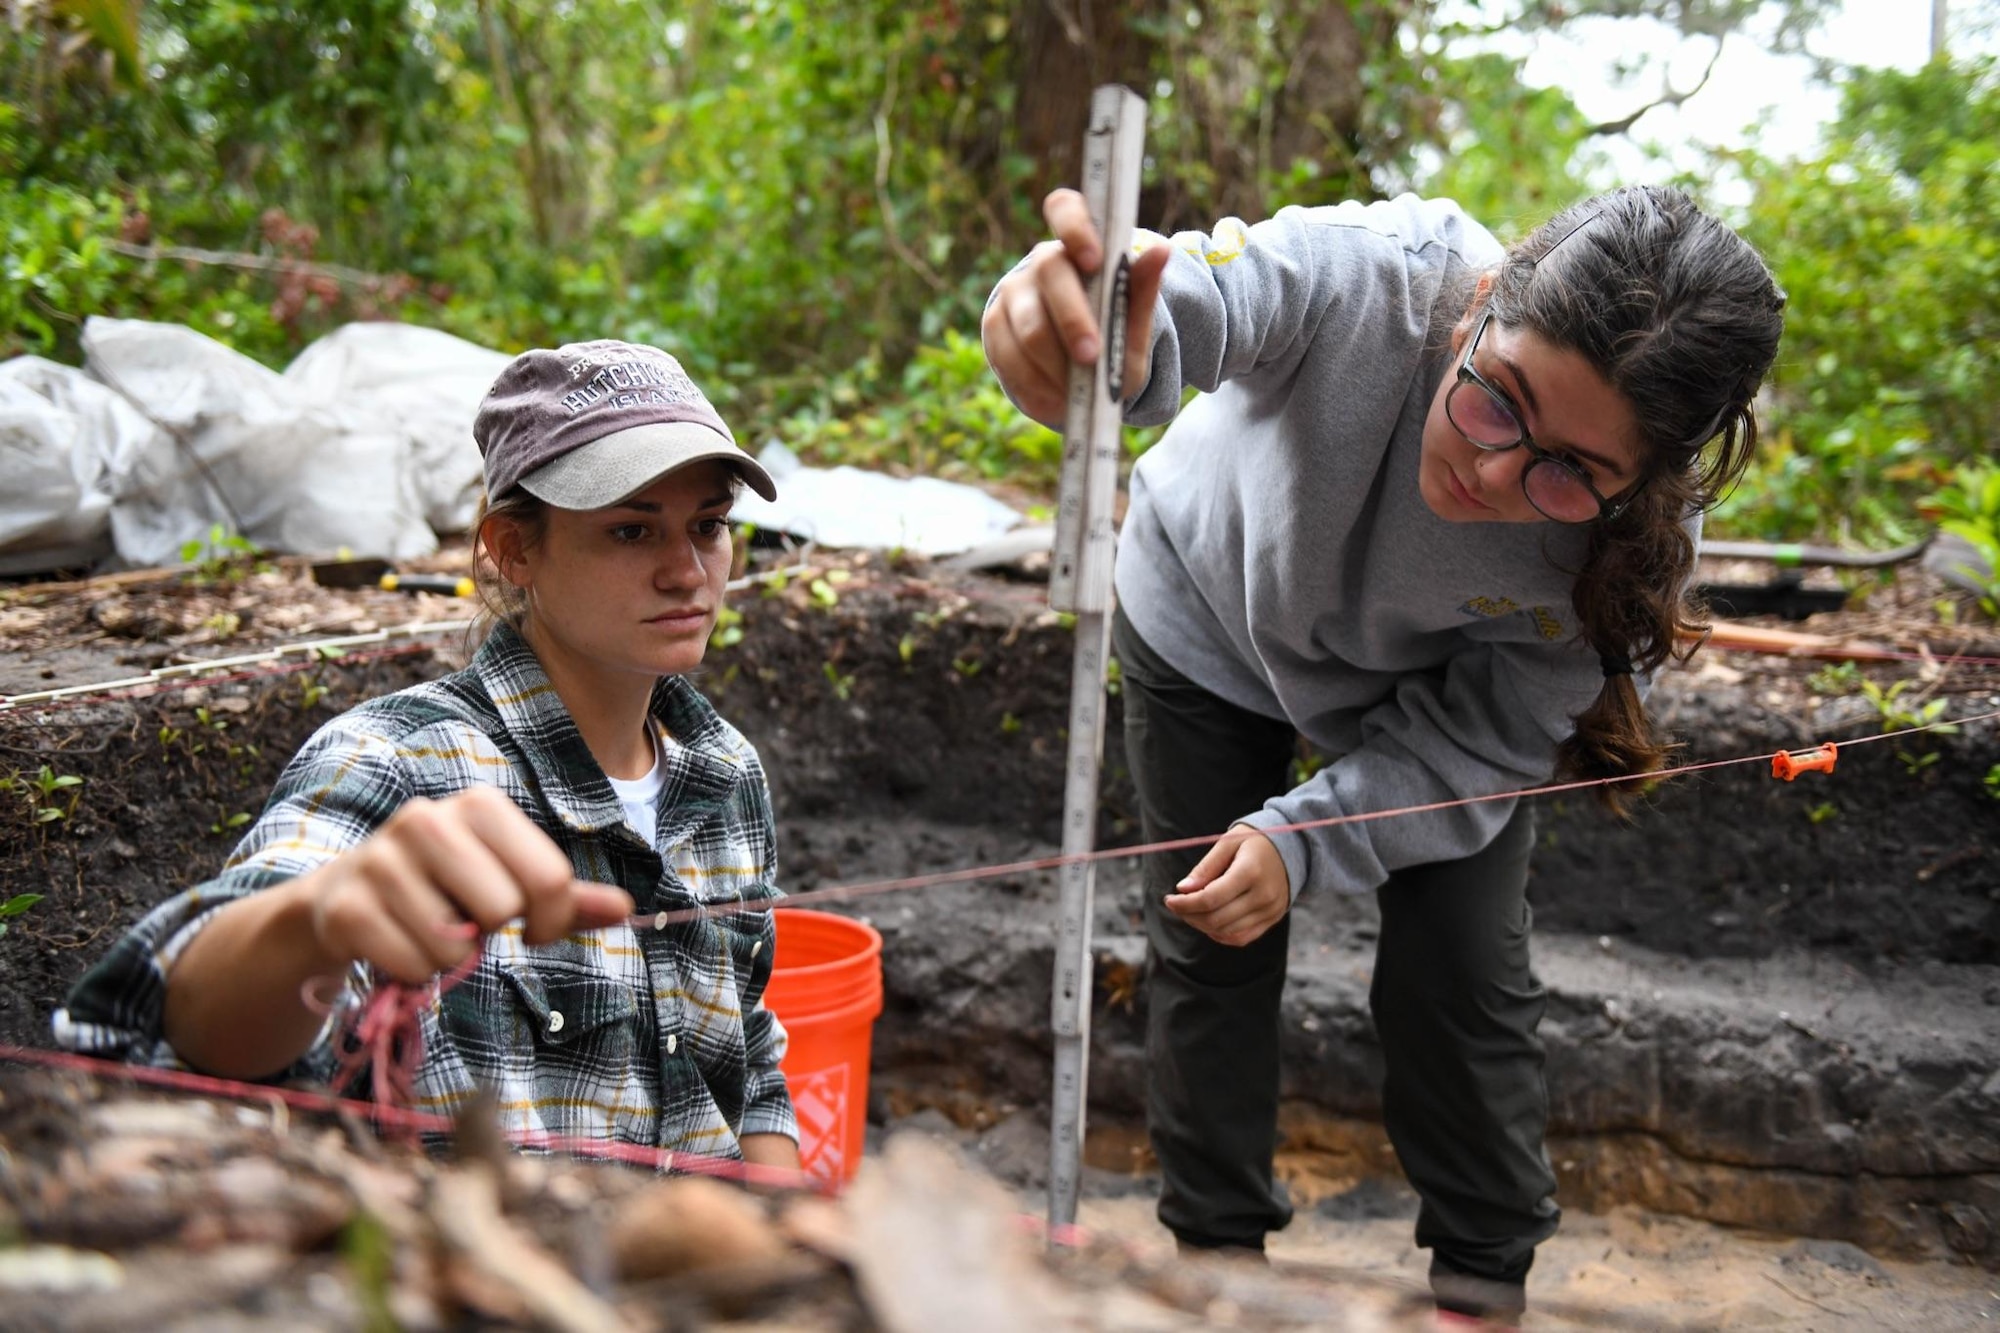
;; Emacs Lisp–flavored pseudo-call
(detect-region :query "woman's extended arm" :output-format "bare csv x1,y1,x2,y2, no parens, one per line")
163,785,635,1080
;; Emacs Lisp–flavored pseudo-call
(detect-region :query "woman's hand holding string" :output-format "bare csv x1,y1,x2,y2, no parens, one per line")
163,784,633,1079
305,783,634,985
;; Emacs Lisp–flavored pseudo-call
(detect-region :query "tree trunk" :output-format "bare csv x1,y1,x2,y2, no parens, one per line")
1009,1,1160,200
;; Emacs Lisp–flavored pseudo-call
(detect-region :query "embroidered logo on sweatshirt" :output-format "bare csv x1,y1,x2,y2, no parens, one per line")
1459,597,1565,641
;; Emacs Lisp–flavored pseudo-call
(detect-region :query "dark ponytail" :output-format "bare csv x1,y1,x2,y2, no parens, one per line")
1485,186,1784,812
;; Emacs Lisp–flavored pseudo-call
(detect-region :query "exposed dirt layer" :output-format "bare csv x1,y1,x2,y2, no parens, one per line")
2,540,1999,1293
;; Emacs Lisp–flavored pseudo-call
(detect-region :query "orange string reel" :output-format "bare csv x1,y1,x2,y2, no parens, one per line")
1771,742,1838,782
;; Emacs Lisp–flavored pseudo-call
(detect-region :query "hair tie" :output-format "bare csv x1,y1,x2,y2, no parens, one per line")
1600,653,1634,678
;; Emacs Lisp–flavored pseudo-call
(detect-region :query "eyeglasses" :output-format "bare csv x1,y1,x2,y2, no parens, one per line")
1445,311,1631,524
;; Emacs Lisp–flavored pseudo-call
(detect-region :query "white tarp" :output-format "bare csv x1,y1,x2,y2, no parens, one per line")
282,322,508,534
83,317,440,564
0,356,167,575
731,440,1023,557
0,320,1027,572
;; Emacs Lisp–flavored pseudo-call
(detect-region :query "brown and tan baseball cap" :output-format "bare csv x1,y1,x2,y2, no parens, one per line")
474,340,777,508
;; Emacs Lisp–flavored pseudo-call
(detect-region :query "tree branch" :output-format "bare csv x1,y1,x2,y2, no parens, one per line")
873,57,950,295
1586,39,1725,137
105,240,402,291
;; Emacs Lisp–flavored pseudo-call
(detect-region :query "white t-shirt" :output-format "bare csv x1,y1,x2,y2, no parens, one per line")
605,725,669,853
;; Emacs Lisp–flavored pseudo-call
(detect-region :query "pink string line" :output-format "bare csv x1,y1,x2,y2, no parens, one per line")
634,705,2000,929
306,925,485,1130
0,1041,824,1194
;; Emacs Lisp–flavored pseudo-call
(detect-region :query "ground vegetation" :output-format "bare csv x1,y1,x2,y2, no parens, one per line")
8,1,1996,550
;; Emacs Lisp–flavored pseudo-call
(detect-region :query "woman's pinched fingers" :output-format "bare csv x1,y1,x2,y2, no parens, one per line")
314,863,438,984
988,274,1072,422
352,837,478,981
446,785,580,945
388,795,523,934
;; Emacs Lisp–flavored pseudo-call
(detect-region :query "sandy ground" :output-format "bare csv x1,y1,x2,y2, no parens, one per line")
1071,1191,2000,1331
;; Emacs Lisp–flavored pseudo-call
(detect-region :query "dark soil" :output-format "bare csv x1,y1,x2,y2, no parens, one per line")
3,539,1998,1267
3,546,1997,1051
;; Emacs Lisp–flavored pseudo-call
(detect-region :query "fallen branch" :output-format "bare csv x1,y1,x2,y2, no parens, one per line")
1686,620,1899,662
105,240,401,292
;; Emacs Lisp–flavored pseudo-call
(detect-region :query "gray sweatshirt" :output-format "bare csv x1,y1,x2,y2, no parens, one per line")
1113,196,1604,900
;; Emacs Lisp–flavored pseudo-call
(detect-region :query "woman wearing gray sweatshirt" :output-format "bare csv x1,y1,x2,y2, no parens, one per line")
984,185,1783,1320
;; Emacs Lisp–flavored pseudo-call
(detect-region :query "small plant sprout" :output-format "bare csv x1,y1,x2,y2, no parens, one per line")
822,661,855,701
1858,678,1955,735
202,610,242,639
1983,764,2000,801
4,766,85,825
299,675,329,711
951,656,983,679
179,524,272,586
1807,662,1862,695
1808,802,1838,825
210,810,253,837
31,765,83,822
999,711,1024,735
808,577,839,610
709,606,745,651
897,633,916,666
0,893,43,939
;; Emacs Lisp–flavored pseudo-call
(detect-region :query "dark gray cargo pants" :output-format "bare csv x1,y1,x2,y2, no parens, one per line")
1113,607,1560,1286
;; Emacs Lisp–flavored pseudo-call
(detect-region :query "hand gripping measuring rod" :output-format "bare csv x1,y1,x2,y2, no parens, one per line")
1047,84,1146,1232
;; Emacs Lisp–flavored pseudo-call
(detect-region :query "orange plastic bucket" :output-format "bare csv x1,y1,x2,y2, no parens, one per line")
762,908,884,1185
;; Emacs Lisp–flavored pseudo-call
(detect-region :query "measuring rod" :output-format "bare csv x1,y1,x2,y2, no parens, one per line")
1046,83,1146,1231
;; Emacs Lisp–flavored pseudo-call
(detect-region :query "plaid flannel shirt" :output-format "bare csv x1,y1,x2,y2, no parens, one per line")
56,621,795,1157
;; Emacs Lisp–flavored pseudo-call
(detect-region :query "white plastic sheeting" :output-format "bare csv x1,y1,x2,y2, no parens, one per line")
282,323,508,535
0,320,1026,573
0,356,166,575
731,441,1023,557
82,317,488,565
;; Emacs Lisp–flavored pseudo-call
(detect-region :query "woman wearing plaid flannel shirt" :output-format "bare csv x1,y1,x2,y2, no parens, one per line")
58,341,801,1171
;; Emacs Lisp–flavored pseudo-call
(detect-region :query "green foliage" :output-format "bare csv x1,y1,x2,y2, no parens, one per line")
781,329,1059,484
1415,51,1606,238
1922,460,2000,617
779,327,1179,487
28,0,1994,543
0,180,123,359
0,892,44,940
1722,59,2000,543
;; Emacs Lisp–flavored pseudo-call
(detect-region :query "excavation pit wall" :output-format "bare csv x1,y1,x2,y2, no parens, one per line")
2,561,1996,1267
